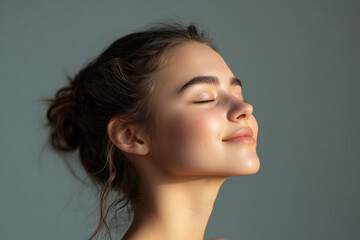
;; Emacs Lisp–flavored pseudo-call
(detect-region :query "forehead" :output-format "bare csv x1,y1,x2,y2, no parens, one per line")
154,41,234,94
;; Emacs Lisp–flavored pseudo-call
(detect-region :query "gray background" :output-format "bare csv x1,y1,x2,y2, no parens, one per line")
1,0,359,239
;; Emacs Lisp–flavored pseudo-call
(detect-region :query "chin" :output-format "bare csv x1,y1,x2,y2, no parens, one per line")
229,156,260,176
244,157,260,174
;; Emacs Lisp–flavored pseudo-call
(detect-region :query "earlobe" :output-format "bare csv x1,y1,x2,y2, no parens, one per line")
107,117,149,156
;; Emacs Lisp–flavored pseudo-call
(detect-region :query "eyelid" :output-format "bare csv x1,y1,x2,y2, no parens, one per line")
191,90,243,104
193,92,216,101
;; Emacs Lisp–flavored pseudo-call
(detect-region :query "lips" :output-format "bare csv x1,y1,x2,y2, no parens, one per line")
222,127,254,141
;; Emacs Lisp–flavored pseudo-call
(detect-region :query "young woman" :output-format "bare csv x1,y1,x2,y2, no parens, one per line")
44,22,260,240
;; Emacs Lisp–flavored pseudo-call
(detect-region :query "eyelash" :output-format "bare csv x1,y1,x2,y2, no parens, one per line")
194,97,246,104
194,99,215,104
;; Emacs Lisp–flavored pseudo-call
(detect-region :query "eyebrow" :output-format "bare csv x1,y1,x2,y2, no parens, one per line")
176,76,242,95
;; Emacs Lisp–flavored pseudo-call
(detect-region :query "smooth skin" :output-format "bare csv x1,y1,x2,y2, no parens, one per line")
107,41,260,240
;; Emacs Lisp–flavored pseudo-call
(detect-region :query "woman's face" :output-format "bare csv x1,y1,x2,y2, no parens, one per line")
148,41,259,177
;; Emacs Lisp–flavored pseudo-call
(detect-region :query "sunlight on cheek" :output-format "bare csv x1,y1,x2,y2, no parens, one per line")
183,112,221,143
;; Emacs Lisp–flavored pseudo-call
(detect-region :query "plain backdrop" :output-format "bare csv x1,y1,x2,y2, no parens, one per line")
1,0,359,239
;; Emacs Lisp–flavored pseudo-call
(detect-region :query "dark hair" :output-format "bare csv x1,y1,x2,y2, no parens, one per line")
43,21,216,240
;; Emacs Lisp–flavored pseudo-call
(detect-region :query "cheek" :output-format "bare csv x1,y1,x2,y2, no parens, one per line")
159,107,221,145
179,111,220,144
154,109,222,173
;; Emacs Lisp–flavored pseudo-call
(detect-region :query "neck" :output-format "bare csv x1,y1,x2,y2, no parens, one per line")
122,158,227,240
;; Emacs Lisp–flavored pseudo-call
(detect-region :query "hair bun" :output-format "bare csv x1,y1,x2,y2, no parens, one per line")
46,76,82,151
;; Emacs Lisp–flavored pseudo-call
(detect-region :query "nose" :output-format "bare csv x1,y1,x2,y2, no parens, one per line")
227,97,253,122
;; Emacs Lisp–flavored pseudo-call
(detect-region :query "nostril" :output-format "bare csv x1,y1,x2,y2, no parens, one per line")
236,113,246,119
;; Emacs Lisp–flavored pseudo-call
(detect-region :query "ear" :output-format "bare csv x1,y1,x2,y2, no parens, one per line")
107,117,149,156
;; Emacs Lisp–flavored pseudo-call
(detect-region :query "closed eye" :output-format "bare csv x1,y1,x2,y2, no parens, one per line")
193,99,215,104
